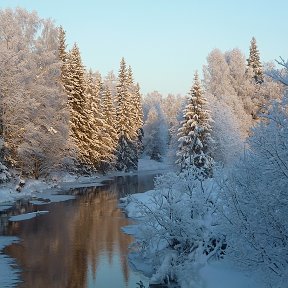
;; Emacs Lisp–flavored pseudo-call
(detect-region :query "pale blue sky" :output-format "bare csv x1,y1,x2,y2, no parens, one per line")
1,0,287,95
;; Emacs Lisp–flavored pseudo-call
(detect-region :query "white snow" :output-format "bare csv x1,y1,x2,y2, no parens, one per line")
0,236,20,288
9,211,49,222
119,189,158,218
30,194,75,204
121,187,265,288
0,158,168,206
199,260,262,288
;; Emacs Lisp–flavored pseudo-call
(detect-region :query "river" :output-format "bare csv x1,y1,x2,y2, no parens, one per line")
0,172,159,288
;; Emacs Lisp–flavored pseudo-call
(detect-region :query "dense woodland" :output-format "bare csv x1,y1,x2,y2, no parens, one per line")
0,8,288,288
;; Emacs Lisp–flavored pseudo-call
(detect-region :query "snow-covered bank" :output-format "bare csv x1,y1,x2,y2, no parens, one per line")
120,183,264,288
0,158,170,206
9,211,49,222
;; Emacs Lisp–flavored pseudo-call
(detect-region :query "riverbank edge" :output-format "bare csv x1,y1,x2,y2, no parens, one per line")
0,158,171,207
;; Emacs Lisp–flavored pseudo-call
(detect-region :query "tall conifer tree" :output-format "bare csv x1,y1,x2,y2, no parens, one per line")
177,72,213,178
115,58,138,171
247,37,264,84
63,44,94,169
85,73,116,171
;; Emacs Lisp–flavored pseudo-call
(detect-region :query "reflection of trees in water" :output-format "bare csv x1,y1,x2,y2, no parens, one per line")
0,174,156,287
5,201,77,288
0,200,36,235
3,183,138,288
66,188,134,287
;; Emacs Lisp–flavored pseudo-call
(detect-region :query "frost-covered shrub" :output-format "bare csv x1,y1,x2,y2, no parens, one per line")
128,171,222,287
219,96,288,288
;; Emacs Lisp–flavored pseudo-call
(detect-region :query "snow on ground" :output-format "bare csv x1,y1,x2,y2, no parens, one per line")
119,190,158,218
9,211,49,222
199,260,262,288
0,236,20,288
0,157,169,206
120,188,265,288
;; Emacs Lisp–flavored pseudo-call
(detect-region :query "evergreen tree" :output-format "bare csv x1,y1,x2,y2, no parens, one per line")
134,83,144,154
247,37,264,84
177,72,213,178
63,44,95,170
115,58,130,138
102,85,118,153
58,26,67,63
84,73,116,172
115,58,138,171
126,66,144,155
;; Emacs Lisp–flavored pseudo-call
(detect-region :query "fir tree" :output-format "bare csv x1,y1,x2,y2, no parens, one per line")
134,83,144,155
247,37,264,84
177,72,213,178
58,26,67,63
116,58,129,138
115,58,138,171
63,44,95,170
85,73,116,172
102,85,118,153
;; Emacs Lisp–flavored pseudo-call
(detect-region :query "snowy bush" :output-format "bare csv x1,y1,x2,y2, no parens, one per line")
219,96,288,288
127,170,223,287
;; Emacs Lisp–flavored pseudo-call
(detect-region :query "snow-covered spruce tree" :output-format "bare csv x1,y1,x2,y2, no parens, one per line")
135,83,144,155
101,85,118,164
63,44,98,172
85,74,117,172
126,65,144,156
177,72,213,178
115,58,138,171
247,37,264,84
219,95,288,288
58,26,67,63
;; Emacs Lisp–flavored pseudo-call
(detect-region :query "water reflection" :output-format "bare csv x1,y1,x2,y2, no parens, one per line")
2,173,157,288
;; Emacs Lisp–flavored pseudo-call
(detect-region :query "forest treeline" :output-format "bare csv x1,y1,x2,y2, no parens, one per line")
0,8,284,179
0,8,145,178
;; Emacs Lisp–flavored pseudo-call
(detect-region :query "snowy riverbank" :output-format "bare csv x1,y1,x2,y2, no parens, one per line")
0,157,171,205
120,184,264,288
0,158,170,288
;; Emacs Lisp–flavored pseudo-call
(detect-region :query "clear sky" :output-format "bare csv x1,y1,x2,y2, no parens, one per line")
0,0,287,96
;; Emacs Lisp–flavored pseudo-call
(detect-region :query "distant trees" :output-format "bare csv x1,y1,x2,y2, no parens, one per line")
142,91,183,163
143,105,168,161
203,42,283,166
177,72,213,177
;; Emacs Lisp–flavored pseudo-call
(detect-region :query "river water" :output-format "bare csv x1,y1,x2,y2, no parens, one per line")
0,173,158,288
